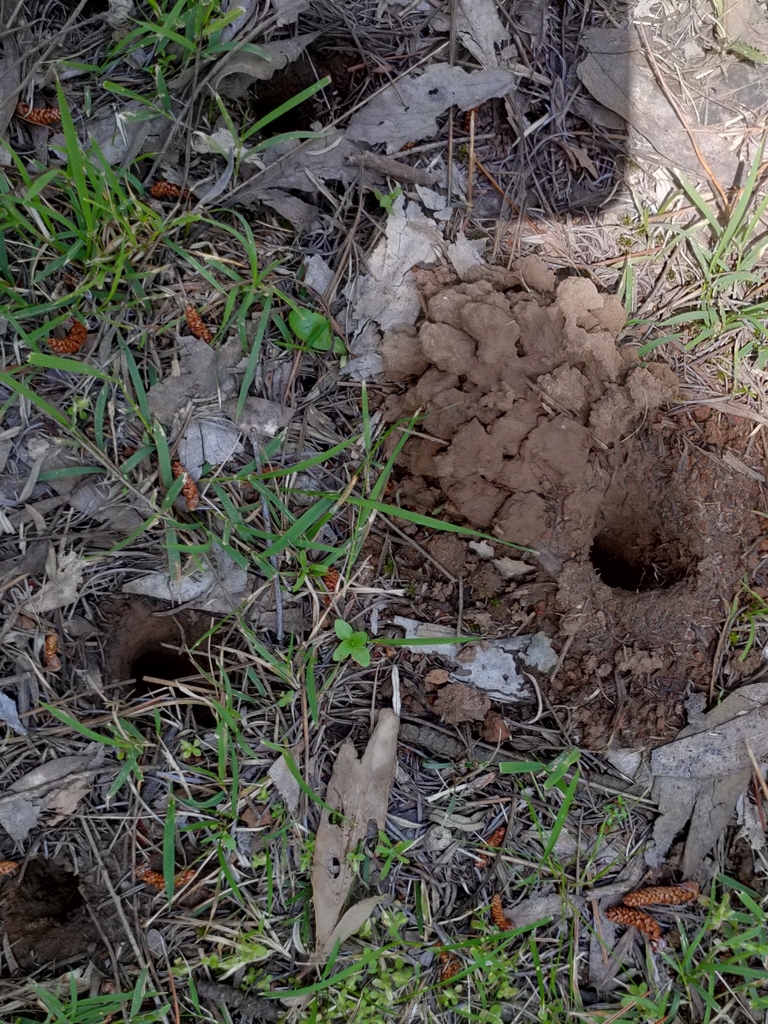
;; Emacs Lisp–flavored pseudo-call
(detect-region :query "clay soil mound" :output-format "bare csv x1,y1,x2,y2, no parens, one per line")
381,260,767,748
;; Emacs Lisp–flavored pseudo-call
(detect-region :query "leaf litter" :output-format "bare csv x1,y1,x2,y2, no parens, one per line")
2,0,768,1018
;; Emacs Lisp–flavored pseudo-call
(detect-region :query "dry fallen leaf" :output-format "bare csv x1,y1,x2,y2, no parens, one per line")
0,753,104,842
268,754,301,815
346,64,520,152
311,708,399,959
20,548,86,615
211,33,320,97
636,683,768,875
0,690,27,736
351,196,441,330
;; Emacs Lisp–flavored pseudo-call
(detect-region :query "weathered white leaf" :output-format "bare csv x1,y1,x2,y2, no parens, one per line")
312,709,399,958
268,755,300,815
0,753,103,841
352,196,441,330
20,548,85,614
346,64,520,152
0,691,26,736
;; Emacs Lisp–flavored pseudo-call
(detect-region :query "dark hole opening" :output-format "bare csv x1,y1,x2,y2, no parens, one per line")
129,647,216,728
589,532,688,592
2,859,84,927
130,648,198,695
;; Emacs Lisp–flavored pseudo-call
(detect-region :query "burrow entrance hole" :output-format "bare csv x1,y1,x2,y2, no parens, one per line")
0,858,95,967
589,530,690,592
130,645,199,698
104,597,217,728
129,643,217,729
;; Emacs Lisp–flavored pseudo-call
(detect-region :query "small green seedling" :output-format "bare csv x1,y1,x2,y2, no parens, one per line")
373,185,403,212
180,737,202,760
332,618,371,667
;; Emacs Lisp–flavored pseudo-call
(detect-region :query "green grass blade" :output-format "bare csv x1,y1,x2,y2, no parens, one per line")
153,420,173,488
119,339,151,425
236,294,271,420
163,794,177,904
242,77,331,141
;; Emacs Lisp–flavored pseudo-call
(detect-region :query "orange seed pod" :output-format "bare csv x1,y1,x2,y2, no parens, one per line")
623,881,699,907
44,633,62,671
490,892,513,931
46,319,87,355
322,568,340,592
439,951,460,980
15,102,61,126
148,180,190,201
605,905,663,945
184,305,213,343
476,825,506,867
171,461,200,511
0,860,20,875
135,864,165,890
174,868,195,888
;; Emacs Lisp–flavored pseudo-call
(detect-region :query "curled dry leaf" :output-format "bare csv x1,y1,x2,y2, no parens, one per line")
490,892,513,930
15,102,61,125
184,305,213,343
44,633,61,671
0,753,102,842
171,461,200,510
149,180,191,201
623,881,699,906
46,319,87,355
605,905,663,946
0,860,20,875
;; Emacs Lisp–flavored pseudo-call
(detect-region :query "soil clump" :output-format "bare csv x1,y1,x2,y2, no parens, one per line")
381,261,766,748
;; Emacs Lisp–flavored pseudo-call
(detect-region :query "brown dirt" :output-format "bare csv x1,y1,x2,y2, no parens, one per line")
0,858,103,968
380,260,767,749
103,596,212,690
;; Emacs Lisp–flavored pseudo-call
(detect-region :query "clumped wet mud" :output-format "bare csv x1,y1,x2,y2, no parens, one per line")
381,261,766,748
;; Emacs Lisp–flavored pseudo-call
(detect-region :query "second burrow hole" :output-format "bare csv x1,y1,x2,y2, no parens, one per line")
104,597,217,727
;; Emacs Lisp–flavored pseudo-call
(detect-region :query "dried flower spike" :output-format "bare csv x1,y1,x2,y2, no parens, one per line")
605,905,663,945
171,461,200,511
490,892,513,931
46,319,87,355
439,950,461,980
135,864,165,890
15,102,61,126
476,825,506,867
148,180,190,201
136,863,195,890
322,568,341,597
0,860,20,875
184,305,213,343
44,633,62,671
623,881,699,907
